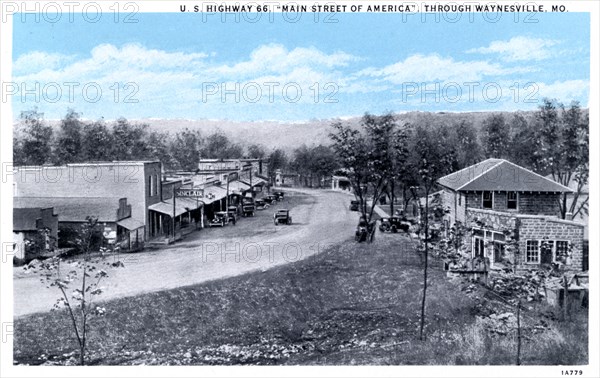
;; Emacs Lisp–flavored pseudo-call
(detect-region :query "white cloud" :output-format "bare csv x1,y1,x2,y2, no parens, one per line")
211,44,358,78
13,51,72,75
12,43,362,112
467,36,559,61
536,79,589,102
358,53,515,84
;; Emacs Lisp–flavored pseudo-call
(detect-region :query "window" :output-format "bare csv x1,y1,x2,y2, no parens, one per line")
540,240,554,264
507,191,518,210
482,191,493,209
149,175,153,196
556,240,570,262
526,240,540,263
493,241,505,263
154,174,159,196
458,193,462,206
473,237,485,258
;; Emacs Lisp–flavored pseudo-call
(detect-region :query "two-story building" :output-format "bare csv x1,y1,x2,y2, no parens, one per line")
437,158,585,272
13,161,163,245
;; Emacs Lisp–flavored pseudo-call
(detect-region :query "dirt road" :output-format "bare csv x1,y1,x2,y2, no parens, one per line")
13,188,358,317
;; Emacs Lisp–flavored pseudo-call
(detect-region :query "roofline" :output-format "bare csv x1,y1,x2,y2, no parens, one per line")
502,160,573,192
455,159,505,191
436,158,500,187
15,161,161,170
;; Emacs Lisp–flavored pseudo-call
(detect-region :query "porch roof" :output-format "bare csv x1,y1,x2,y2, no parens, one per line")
149,197,202,217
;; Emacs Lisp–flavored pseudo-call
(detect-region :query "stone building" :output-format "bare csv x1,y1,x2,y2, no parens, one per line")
437,158,585,272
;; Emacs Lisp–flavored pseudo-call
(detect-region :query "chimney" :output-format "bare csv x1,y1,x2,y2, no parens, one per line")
566,212,574,221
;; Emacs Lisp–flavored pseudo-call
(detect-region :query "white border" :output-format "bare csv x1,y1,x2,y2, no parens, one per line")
1,1,598,377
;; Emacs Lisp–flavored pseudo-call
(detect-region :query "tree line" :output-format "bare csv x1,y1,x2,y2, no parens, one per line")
13,109,286,174
330,99,588,221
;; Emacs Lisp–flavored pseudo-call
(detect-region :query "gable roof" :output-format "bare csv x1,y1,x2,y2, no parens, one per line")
437,158,572,193
13,197,124,222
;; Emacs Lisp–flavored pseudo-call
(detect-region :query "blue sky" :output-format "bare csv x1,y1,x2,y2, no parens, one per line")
11,11,590,121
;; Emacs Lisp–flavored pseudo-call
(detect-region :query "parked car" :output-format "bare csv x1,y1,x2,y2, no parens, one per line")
227,206,238,224
255,199,269,210
209,212,229,227
273,209,292,225
242,198,255,217
264,195,277,204
273,191,285,200
349,200,360,211
379,217,410,233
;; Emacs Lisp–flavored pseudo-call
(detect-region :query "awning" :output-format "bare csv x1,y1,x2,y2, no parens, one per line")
117,217,145,230
240,177,267,187
201,186,228,204
149,197,202,217
224,180,251,194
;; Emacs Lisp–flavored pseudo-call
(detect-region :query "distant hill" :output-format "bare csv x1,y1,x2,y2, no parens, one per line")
138,111,538,150
18,109,587,151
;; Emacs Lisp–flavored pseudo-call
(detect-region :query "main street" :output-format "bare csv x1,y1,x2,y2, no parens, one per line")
13,188,357,317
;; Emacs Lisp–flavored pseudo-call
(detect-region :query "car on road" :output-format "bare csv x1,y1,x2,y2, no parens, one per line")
273,191,285,200
349,200,360,211
227,206,239,224
379,217,410,233
209,211,229,227
255,199,269,210
265,195,278,204
241,198,255,217
273,209,292,225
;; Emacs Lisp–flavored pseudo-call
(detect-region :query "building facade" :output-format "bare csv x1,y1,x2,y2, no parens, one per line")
13,161,162,241
13,207,59,261
437,158,585,272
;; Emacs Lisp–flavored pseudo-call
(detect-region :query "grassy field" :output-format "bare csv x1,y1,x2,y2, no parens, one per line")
14,232,588,366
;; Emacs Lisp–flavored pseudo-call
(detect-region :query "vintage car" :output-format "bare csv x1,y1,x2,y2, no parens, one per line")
227,206,239,223
255,198,269,210
264,195,277,204
273,209,292,225
241,198,255,217
273,191,285,200
349,200,360,211
378,217,410,233
209,211,229,227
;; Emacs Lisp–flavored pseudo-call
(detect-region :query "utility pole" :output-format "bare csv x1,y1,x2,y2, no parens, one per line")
172,185,176,240
250,167,253,198
225,174,230,211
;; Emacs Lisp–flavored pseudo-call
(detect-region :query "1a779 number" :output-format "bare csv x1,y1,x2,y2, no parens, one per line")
562,370,583,376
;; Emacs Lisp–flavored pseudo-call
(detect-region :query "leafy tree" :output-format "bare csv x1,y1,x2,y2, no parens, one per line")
171,128,202,171
146,131,176,169
290,145,313,186
38,217,124,365
290,145,338,187
309,145,339,187
508,113,538,169
202,131,244,159
481,114,510,159
18,109,53,165
408,124,454,340
454,120,482,167
386,123,411,216
267,149,288,183
81,119,115,161
111,118,150,161
330,113,397,228
53,109,83,164
532,100,589,219
247,144,267,159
